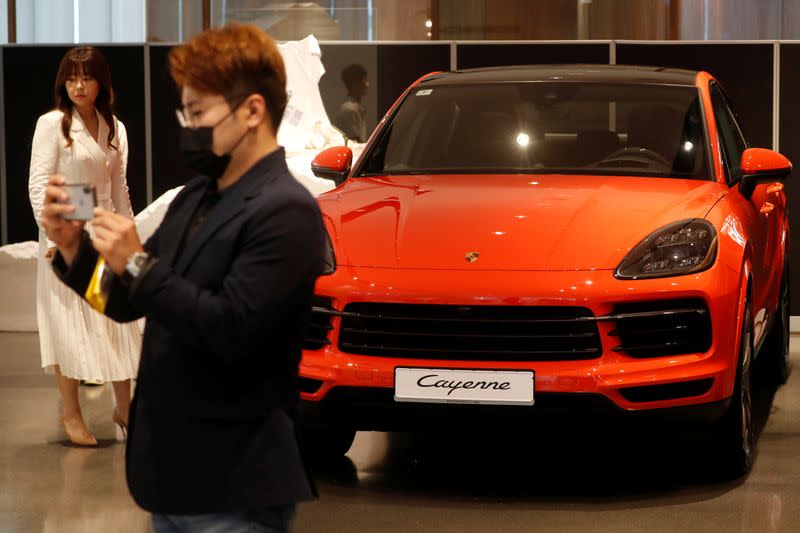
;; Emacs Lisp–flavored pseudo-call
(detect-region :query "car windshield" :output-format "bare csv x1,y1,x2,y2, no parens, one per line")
360,82,709,180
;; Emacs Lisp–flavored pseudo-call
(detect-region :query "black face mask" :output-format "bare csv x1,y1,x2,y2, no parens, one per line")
179,105,247,180
179,126,231,180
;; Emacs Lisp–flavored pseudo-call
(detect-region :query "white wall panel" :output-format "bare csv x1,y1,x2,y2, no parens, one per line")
78,0,112,42
111,0,146,42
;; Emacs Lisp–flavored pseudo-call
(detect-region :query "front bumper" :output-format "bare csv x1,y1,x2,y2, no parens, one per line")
298,388,732,432
299,262,743,427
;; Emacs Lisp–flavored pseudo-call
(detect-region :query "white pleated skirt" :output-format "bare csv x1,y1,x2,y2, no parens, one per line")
35,231,141,381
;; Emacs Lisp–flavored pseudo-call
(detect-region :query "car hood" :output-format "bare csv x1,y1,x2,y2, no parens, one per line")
317,174,726,271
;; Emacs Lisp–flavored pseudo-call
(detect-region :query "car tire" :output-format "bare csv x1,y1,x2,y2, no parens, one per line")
299,425,357,458
762,260,791,385
712,298,755,479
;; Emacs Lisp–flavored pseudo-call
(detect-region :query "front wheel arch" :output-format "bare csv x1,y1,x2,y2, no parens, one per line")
725,262,753,398
712,294,755,479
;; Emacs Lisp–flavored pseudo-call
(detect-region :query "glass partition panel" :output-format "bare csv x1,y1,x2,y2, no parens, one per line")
212,0,376,41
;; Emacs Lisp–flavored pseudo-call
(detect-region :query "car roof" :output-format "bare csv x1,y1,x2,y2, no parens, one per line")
420,65,700,87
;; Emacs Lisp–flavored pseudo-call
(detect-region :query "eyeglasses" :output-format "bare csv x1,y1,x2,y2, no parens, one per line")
176,95,250,130
177,104,229,130
175,107,195,129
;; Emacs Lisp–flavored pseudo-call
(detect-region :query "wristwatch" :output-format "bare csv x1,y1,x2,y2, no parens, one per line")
125,250,150,280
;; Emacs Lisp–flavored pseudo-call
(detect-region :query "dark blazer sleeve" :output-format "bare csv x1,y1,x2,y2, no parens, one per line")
125,200,324,361
52,181,202,322
100,233,159,322
51,231,102,296
52,221,163,323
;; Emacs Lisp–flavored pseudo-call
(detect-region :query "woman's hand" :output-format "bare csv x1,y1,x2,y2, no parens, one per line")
91,208,143,275
41,175,85,265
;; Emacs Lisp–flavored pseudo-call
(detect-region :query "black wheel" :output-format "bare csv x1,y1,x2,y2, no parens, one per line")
762,260,791,385
713,299,755,479
299,425,356,458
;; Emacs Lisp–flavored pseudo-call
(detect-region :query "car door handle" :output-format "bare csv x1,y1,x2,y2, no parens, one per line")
767,183,784,194
761,202,775,214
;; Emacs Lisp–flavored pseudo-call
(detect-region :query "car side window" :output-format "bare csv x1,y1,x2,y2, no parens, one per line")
709,83,748,185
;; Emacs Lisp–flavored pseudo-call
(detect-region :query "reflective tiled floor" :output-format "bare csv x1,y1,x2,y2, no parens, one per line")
2,331,799,532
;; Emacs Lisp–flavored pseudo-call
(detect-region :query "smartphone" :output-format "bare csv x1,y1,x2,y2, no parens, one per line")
60,183,97,221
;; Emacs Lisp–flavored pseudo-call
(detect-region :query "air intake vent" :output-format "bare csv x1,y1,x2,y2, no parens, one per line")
298,377,324,395
304,296,335,351
608,299,712,358
619,378,714,403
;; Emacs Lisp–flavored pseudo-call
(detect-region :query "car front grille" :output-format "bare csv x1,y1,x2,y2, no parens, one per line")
607,298,712,358
337,303,602,361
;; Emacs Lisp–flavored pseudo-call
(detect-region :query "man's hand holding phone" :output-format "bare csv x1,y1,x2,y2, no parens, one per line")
91,208,144,276
41,175,87,265
42,175,143,274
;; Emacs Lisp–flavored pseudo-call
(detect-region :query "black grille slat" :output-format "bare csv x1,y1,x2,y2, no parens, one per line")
341,314,597,325
341,328,596,340
609,325,688,337
607,308,707,321
341,343,600,356
338,303,602,361
612,341,685,352
609,299,712,358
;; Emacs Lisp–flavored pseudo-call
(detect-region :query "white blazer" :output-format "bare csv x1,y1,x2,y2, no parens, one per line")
27,108,141,381
29,109,133,240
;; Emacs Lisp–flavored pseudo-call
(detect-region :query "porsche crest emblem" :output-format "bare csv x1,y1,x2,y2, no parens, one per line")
465,251,480,263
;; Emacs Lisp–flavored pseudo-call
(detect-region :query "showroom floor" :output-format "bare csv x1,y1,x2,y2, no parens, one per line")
1,331,799,533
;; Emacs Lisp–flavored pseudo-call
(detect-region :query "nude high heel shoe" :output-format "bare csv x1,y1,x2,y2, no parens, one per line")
61,415,98,447
112,409,128,440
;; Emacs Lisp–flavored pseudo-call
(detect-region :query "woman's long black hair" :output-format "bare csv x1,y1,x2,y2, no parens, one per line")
54,46,117,150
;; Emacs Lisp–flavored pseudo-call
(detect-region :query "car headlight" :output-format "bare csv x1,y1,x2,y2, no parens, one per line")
615,219,717,280
322,231,336,275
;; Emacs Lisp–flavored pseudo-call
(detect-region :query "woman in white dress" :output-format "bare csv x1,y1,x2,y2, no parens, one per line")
28,47,141,446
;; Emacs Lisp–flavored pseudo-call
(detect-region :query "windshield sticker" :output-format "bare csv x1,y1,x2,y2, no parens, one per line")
415,89,433,96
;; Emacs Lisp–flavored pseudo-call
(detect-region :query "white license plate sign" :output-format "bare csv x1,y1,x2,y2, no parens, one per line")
394,367,534,406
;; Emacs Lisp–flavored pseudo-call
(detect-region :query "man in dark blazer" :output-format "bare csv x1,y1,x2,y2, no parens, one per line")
40,24,322,533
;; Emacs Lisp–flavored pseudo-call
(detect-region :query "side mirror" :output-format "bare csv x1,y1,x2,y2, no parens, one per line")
311,146,353,186
739,148,792,199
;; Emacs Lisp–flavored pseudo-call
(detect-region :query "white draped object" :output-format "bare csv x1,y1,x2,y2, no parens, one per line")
277,35,347,155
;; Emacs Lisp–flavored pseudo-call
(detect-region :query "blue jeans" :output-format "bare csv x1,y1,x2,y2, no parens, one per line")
151,506,295,533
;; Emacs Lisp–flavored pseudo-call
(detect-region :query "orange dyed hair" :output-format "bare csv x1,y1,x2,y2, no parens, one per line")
169,23,287,133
